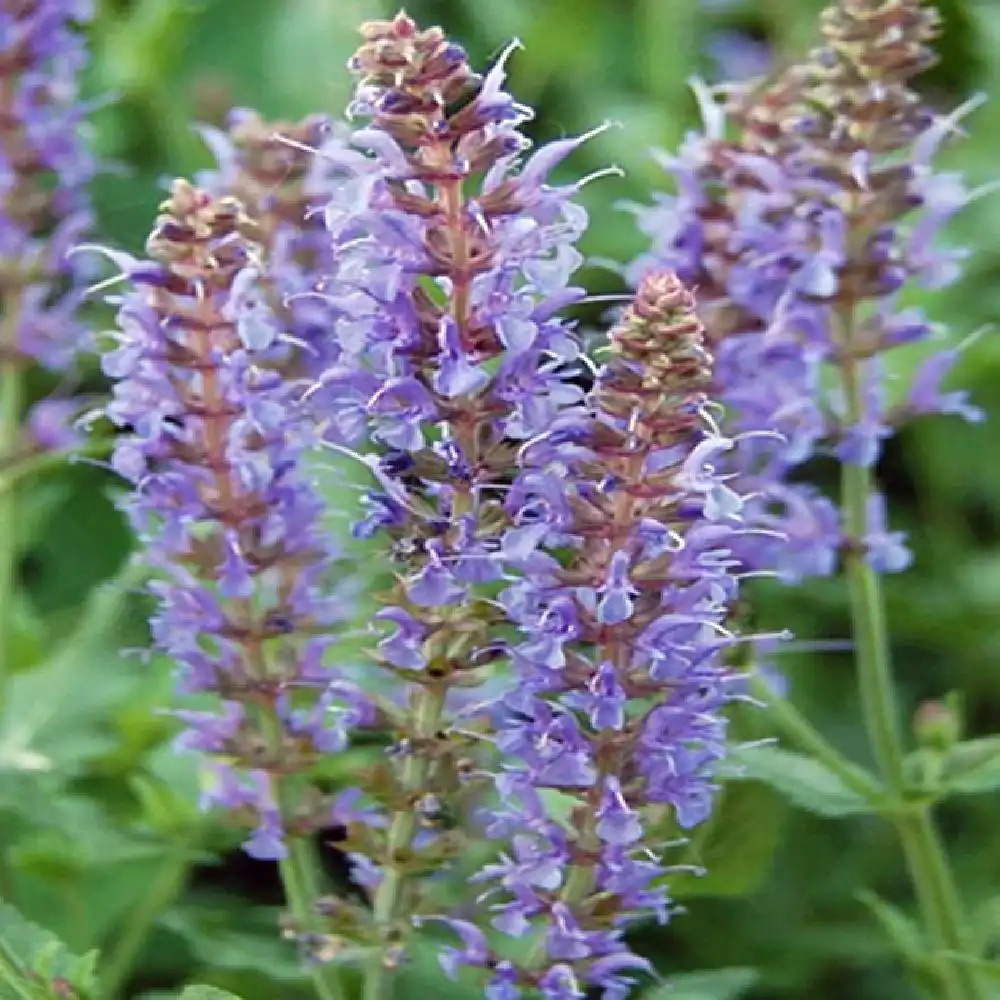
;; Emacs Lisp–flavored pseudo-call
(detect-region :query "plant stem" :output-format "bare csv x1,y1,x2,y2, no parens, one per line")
280,835,345,1000
0,303,22,702
839,346,982,1000
99,848,191,999
363,685,445,1000
257,710,346,1000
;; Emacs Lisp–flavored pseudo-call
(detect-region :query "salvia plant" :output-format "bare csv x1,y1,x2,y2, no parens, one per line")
0,2,998,1000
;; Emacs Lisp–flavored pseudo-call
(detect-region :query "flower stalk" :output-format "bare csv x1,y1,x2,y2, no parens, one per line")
0,335,21,694
317,11,598,993
0,0,97,696
840,308,981,1000
101,179,369,1000
632,1,989,996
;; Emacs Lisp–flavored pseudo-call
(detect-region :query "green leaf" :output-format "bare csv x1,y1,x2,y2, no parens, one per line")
937,953,1000,981
0,900,99,1000
0,563,144,776
857,892,949,996
178,988,247,1000
857,891,924,957
669,780,785,898
731,746,873,817
940,737,1000,795
972,895,1000,954
642,967,758,1000
130,745,205,837
159,901,304,981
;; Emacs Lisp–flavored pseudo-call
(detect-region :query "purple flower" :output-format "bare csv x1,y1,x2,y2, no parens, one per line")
416,918,489,980
595,551,638,625
863,492,912,574
312,11,601,973
479,273,737,993
595,778,643,846
0,0,97,371
538,965,585,1000
907,349,984,424
628,1,983,578
101,181,365,856
486,962,521,1000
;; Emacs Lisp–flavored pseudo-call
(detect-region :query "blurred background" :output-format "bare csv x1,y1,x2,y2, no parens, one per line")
5,0,1000,998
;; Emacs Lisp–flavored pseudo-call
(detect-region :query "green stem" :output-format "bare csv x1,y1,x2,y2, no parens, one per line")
99,849,191,999
0,330,22,701
840,349,982,1000
257,711,346,1000
280,835,345,1000
746,674,884,803
363,686,445,1000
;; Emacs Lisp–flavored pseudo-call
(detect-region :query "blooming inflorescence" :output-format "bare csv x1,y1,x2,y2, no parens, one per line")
90,3,991,999
443,272,744,999
305,10,600,966
102,179,368,860
630,0,982,581
199,108,345,379
0,0,96,370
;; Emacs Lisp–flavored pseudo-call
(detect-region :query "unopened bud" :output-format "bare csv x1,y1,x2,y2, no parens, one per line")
913,695,963,752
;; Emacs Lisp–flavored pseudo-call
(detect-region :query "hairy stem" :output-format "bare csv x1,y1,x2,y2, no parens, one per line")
839,328,982,1000
363,686,446,1000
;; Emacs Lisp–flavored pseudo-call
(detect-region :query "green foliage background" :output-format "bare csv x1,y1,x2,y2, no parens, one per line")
3,1,1000,999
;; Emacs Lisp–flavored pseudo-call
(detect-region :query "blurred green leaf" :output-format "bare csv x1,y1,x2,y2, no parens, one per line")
642,966,758,1000
394,940,475,1000
857,891,944,996
98,0,203,96
857,890,925,959
670,780,784,898
159,901,303,982
178,989,246,1000
130,745,205,838
939,737,1000,795
731,746,873,817
0,900,99,1000
938,953,1000,981
0,565,143,776
8,795,163,874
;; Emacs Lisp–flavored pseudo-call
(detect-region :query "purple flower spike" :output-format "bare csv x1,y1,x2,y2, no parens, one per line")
629,0,984,579
101,181,366,858
199,110,346,381
314,9,604,978
0,0,97,372
477,273,739,995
